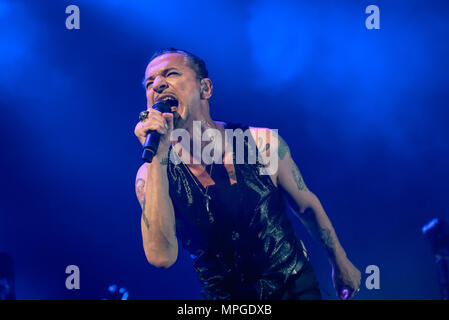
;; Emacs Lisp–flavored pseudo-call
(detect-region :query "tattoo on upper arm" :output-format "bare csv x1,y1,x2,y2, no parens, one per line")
136,178,150,229
272,132,306,190
142,204,150,230
260,143,270,153
136,178,146,208
141,194,150,230
292,162,307,191
277,134,290,160
256,134,271,161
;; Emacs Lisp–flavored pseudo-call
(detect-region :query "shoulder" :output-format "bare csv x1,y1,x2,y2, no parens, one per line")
135,163,147,204
248,126,272,140
136,164,147,193
248,126,285,152
248,126,271,134
224,123,288,159
136,163,147,182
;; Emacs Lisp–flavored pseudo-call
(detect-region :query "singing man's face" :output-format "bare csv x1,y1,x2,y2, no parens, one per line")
144,53,202,125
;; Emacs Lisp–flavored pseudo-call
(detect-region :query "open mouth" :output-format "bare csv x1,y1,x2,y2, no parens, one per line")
155,94,180,116
157,94,178,104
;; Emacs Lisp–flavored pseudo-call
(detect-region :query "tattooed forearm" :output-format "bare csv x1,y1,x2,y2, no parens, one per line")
318,227,335,254
301,208,340,259
302,208,337,256
292,162,307,190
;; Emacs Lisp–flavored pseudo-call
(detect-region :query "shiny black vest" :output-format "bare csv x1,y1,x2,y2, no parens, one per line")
166,122,309,299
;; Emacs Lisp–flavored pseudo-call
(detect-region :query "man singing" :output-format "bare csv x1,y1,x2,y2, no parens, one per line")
134,48,361,300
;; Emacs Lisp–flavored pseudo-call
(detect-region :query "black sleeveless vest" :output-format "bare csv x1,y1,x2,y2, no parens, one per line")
166,122,309,299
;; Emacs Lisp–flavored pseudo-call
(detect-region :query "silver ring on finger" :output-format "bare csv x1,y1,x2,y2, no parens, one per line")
139,110,149,122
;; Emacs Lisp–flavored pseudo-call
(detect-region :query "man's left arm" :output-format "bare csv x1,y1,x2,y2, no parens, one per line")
271,131,361,300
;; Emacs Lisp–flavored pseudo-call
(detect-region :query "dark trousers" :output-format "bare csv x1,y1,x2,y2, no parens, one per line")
279,261,322,300
197,261,322,300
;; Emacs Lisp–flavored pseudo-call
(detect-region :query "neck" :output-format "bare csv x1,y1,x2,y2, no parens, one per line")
174,113,226,166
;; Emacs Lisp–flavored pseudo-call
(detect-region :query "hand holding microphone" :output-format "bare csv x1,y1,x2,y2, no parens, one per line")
134,99,178,163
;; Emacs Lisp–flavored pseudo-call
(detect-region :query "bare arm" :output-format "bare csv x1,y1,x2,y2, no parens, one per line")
135,155,178,268
256,128,361,299
273,134,347,264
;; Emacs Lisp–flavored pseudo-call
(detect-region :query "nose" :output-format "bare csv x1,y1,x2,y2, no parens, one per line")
152,76,168,94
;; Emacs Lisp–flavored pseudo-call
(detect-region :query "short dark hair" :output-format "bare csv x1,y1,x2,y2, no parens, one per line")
148,48,209,80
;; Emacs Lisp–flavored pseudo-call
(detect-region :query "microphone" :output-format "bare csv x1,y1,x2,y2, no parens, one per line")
142,98,178,163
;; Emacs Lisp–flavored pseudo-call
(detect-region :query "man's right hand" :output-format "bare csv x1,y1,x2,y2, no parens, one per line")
134,108,174,155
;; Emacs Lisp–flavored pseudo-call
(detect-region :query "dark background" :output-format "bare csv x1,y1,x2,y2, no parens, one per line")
0,0,448,299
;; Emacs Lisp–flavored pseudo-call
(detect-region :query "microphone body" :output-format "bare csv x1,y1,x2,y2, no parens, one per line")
142,99,177,163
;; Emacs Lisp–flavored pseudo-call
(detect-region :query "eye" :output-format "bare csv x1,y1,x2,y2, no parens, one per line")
167,72,179,76
146,82,153,89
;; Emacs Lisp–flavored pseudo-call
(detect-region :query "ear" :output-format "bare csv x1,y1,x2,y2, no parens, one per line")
200,78,213,100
